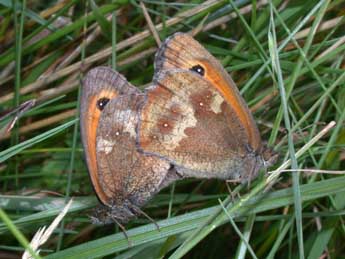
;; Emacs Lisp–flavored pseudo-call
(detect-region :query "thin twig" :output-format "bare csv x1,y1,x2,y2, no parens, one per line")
140,1,161,46
267,121,337,182
277,169,345,175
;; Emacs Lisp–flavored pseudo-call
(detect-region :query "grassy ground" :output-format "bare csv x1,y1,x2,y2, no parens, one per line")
0,0,345,258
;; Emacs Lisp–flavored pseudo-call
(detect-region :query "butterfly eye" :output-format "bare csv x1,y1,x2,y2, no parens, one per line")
190,65,205,76
97,97,110,111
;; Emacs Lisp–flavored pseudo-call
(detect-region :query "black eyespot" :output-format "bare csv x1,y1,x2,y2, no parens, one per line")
190,65,205,76
96,97,110,111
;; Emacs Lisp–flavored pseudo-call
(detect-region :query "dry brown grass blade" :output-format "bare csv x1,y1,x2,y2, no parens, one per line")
316,34,345,59
140,1,161,46
0,46,158,137
294,16,343,40
250,89,278,112
0,0,274,136
0,0,223,104
1,0,286,143
0,109,76,141
202,0,268,32
22,199,73,259
0,0,71,45
52,13,116,73
0,17,71,81
0,99,36,137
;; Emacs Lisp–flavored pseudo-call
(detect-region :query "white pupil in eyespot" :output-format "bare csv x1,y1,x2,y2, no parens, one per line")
97,97,110,111
190,65,205,76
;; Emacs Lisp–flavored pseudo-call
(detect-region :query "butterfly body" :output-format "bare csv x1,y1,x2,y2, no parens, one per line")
80,33,276,224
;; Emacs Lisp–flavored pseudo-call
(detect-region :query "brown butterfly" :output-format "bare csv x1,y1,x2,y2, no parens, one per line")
80,32,277,226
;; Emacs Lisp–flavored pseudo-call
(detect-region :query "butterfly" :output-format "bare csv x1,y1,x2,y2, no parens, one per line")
80,32,277,225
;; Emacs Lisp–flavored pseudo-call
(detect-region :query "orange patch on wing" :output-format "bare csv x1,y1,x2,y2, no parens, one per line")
202,62,260,150
85,90,117,205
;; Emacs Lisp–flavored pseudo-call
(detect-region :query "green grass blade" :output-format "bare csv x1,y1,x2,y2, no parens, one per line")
0,209,41,259
0,120,76,163
46,175,345,259
268,5,303,257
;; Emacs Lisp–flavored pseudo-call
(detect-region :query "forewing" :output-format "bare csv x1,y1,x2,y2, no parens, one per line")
96,94,171,207
80,67,139,205
138,70,255,180
154,32,261,152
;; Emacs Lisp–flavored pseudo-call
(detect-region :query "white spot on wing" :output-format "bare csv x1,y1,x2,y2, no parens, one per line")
116,109,137,138
210,93,224,114
97,138,115,154
165,97,197,149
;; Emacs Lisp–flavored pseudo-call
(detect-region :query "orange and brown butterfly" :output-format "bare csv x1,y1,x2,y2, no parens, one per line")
80,67,179,224
80,32,277,225
138,33,277,182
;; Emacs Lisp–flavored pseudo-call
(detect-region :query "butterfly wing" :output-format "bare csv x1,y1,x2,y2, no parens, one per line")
154,32,261,152
95,93,173,209
80,67,139,205
138,70,260,181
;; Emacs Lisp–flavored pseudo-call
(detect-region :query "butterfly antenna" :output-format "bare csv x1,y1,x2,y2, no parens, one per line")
130,205,160,231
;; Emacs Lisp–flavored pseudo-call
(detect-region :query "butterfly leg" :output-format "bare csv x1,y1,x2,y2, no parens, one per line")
225,181,236,202
109,215,133,247
225,180,243,202
129,205,160,231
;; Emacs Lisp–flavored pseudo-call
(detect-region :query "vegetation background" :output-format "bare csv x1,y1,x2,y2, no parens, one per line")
0,0,344,258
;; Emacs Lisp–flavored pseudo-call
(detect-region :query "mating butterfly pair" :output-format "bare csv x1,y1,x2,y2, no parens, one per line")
80,33,276,224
